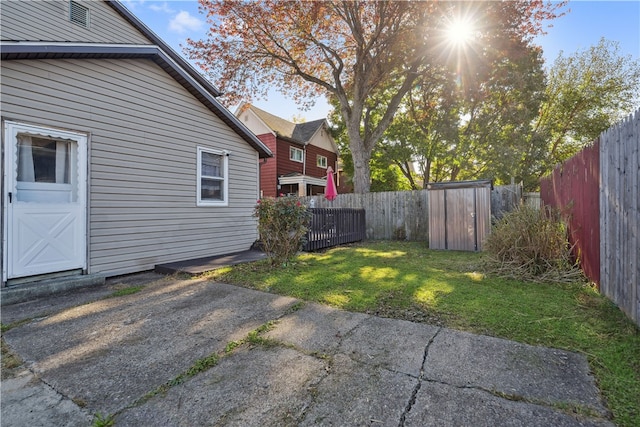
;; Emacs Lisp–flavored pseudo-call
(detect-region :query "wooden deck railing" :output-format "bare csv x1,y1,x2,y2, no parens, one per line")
304,208,366,251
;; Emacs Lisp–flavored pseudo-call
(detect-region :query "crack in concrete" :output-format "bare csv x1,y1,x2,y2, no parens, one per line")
398,326,442,427
418,377,611,423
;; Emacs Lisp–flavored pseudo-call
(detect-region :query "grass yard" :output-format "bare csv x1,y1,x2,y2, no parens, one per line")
205,241,640,427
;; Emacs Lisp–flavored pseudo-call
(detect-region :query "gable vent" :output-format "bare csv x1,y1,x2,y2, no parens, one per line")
69,1,89,28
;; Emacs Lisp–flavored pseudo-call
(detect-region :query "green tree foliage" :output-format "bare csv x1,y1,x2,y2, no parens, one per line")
187,1,562,193
361,29,547,189
535,38,640,168
329,104,410,192
367,38,639,191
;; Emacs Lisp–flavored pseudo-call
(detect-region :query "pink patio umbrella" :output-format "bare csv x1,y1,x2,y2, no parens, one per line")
325,166,338,201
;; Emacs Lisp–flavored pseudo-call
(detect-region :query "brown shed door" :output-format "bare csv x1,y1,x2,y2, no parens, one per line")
444,188,476,251
429,186,490,251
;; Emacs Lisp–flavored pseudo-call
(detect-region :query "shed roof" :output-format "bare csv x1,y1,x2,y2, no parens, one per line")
427,179,493,190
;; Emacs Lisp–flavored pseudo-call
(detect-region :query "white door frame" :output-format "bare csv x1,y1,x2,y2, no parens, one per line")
2,121,88,282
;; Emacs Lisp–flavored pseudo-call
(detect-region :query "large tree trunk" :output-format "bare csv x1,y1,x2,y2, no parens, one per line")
349,141,372,194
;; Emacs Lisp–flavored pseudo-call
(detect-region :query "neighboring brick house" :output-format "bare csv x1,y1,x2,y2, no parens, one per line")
237,104,342,198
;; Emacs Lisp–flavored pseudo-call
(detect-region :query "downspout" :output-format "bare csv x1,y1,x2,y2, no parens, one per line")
302,144,307,196
302,144,307,176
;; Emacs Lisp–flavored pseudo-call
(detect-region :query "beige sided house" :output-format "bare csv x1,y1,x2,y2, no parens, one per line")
0,0,272,287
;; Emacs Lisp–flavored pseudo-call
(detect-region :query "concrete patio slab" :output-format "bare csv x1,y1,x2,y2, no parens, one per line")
299,353,417,427
116,346,326,427
1,273,615,427
406,382,612,427
3,279,297,415
339,315,439,377
423,329,609,416
263,302,368,354
0,369,93,427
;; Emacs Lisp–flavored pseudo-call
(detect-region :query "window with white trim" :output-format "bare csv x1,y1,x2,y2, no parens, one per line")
317,155,327,168
197,147,228,206
290,146,303,163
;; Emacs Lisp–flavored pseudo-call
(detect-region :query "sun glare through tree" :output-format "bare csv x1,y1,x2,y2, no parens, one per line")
446,18,475,48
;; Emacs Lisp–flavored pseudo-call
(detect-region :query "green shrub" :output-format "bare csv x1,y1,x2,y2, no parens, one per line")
483,206,583,283
255,196,311,267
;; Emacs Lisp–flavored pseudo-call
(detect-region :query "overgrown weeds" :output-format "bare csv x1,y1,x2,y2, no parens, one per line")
483,206,584,284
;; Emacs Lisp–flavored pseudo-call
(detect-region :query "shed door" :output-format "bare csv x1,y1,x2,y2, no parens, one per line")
3,122,87,280
429,186,490,251
444,188,477,251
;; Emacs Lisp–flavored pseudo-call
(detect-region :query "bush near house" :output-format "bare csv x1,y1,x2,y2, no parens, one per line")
255,196,311,267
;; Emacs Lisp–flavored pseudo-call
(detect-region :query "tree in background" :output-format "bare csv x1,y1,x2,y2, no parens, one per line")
186,1,562,193
534,38,640,170
383,37,546,189
361,37,639,192
329,101,411,192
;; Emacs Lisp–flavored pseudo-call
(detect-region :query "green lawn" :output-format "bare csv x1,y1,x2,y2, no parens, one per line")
205,241,639,427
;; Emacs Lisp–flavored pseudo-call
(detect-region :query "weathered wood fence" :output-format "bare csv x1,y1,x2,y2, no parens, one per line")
600,111,639,327
301,190,429,241
304,208,366,251
541,110,639,327
491,184,521,219
302,184,534,243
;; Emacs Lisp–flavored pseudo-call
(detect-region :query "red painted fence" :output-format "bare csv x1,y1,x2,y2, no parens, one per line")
540,141,600,285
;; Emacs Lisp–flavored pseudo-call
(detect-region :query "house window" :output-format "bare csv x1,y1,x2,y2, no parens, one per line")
69,1,90,28
317,155,328,168
290,146,303,163
197,147,228,206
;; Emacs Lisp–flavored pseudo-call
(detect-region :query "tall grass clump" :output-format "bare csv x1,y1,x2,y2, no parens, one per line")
255,196,311,267
483,206,583,284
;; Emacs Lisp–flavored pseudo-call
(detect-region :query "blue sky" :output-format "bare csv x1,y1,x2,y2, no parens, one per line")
123,0,640,121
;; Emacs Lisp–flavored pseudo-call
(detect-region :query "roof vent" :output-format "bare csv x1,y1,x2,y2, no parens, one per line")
69,1,89,28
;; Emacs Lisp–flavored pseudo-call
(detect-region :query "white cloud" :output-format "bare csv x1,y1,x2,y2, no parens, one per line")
169,11,203,34
149,2,174,14
121,0,144,12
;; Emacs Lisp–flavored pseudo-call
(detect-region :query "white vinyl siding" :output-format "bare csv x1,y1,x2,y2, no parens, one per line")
0,1,151,44
1,58,260,277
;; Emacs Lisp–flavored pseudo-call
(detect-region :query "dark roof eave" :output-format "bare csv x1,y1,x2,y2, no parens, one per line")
0,43,272,158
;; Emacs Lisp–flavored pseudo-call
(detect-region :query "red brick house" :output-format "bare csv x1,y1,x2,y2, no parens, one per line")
237,104,341,198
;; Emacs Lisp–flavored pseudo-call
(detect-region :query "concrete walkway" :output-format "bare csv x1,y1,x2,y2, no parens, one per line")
1,273,613,426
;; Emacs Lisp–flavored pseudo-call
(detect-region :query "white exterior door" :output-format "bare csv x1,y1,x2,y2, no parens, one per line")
3,122,87,280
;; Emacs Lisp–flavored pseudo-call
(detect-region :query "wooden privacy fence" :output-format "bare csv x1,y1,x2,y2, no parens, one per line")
302,185,527,244
491,183,522,219
540,142,600,284
600,111,639,327
301,190,429,241
304,208,366,251
541,109,639,327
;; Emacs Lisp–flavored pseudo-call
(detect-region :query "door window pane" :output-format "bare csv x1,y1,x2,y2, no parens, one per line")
17,137,70,184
